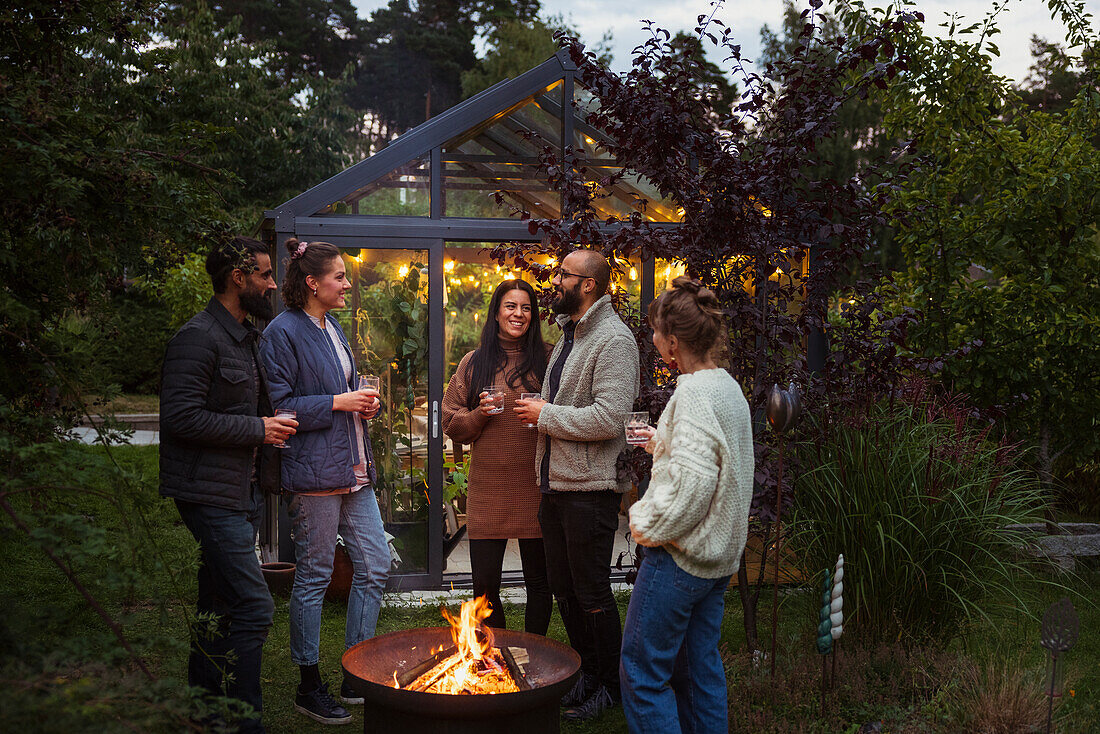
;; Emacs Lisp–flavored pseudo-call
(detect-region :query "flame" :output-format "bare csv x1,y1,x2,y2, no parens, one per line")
441,595,495,663
399,596,519,695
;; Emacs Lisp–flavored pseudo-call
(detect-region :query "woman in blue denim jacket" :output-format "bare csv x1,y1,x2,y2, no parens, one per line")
260,239,389,726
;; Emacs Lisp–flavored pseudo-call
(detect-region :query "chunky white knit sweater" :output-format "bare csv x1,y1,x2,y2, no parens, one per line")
629,368,755,579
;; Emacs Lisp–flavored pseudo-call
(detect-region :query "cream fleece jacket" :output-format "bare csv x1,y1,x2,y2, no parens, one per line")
629,368,755,579
535,295,640,493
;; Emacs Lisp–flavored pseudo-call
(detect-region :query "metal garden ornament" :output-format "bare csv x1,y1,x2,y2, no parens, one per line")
1040,597,1079,734
766,382,801,688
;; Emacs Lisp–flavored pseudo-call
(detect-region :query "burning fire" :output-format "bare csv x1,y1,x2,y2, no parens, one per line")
394,596,521,695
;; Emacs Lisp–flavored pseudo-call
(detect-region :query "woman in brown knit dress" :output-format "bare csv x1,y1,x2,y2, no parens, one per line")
442,279,552,633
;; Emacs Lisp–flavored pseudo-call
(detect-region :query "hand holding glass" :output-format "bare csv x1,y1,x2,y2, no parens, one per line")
274,409,296,448
625,412,651,446
358,375,381,420
481,385,505,415
519,393,540,428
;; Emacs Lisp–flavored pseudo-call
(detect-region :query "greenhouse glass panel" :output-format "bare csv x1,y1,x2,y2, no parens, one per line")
314,156,430,217
441,81,563,219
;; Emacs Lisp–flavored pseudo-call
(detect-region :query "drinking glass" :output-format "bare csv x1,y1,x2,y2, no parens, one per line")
274,408,296,449
482,385,505,414
519,393,540,428
624,412,651,446
358,375,381,422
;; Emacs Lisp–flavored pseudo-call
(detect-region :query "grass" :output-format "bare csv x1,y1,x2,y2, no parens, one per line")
2,444,1098,733
84,392,160,414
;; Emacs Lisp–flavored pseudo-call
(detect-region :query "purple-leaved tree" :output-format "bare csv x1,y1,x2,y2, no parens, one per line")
490,0,926,651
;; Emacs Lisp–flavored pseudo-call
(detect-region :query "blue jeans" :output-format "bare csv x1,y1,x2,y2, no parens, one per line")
176,489,274,734
620,547,730,734
288,488,389,666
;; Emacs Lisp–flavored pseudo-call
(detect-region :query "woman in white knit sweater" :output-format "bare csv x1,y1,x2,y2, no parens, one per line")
620,277,754,734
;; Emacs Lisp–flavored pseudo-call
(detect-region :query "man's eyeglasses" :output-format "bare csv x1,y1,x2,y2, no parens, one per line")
553,267,594,282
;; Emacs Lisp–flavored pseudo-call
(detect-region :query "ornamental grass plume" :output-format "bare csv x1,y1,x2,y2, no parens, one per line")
789,384,1050,643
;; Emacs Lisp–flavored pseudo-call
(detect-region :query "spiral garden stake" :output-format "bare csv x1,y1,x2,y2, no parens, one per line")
766,382,801,690
829,554,845,687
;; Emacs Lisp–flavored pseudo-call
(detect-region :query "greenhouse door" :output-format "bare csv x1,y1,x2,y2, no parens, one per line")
274,238,446,590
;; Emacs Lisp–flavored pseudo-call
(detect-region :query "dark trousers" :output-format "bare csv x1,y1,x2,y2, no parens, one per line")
176,489,274,733
538,490,622,697
469,538,552,634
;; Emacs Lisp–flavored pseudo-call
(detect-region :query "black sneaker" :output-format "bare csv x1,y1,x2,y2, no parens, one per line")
560,671,598,708
295,682,352,725
562,684,616,722
339,678,364,705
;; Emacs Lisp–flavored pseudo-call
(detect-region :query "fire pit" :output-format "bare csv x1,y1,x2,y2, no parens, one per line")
342,597,580,733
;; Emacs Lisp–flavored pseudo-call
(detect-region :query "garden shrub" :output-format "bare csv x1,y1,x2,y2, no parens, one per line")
789,386,1050,642
95,289,173,395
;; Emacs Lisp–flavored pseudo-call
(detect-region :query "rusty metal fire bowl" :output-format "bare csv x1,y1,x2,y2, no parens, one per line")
342,626,581,734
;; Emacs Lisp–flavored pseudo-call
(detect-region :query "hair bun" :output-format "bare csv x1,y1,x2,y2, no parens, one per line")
671,275,703,294
286,238,310,260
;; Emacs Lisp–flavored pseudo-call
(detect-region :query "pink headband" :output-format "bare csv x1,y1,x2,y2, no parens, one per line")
290,241,309,260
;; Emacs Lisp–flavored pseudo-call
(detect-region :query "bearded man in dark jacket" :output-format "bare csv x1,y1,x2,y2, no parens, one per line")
159,236,297,733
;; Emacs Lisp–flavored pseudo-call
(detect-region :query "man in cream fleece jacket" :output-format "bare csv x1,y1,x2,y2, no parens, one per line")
515,250,639,721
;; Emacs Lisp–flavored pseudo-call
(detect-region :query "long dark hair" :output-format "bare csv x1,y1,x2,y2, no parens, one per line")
464,280,548,410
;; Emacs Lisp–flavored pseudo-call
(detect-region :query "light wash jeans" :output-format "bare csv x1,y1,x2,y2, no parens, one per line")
620,546,731,734
288,488,389,666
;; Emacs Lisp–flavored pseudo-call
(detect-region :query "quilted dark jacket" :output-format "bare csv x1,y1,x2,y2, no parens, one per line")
259,308,377,493
159,298,277,509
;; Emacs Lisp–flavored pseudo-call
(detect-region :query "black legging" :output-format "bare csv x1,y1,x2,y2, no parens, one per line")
469,537,552,634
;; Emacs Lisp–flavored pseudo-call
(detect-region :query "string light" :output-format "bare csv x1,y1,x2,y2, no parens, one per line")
444,260,455,272
629,267,637,281
398,264,409,278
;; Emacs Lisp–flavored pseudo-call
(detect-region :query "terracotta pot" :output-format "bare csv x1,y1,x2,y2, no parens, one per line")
261,562,295,597
326,543,353,602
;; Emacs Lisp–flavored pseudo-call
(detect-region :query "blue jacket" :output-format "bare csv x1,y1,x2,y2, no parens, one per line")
259,309,377,493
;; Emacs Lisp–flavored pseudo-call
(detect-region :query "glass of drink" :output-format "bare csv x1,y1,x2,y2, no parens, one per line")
625,412,651,446
274,408,296,449
358,375,381,422
482,385,505,414
519,393,540,428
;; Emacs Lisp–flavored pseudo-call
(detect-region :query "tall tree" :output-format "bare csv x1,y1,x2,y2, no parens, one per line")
350,0,477,137
669,31,738,118
172,0,362,80
461,14,612,98
759,0,899,270
871,1,1100,506
488,2,921,649
0,0,357,422
1018,35,1097,116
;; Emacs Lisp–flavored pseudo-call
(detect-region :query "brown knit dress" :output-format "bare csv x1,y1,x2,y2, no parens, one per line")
442,336,542,540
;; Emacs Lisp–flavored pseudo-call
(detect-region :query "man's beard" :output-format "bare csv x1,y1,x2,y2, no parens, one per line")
240,290,274,320
551,281,583,315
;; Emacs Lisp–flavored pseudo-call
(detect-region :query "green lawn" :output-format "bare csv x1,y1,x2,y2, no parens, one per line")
2,444,1097,733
